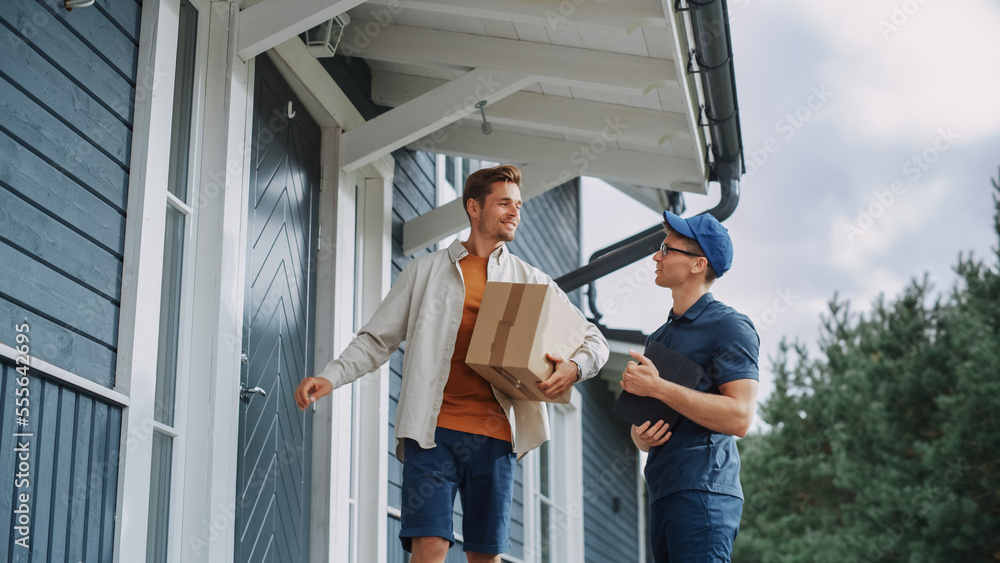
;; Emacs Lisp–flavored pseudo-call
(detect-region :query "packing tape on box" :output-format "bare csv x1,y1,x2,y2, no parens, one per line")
489,284,528,392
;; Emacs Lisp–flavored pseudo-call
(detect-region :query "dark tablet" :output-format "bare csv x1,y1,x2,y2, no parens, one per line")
613,340,704,428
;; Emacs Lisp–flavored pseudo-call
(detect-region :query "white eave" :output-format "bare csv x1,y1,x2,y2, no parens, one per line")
237,0,712,256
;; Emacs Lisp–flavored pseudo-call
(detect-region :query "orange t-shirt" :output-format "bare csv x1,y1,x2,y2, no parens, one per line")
436,254,513,442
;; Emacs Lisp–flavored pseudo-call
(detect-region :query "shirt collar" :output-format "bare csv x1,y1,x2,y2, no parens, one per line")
447,239,508,264
668,292,715,322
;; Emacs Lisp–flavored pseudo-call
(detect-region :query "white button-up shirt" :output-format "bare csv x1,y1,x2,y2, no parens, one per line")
317,239,610,461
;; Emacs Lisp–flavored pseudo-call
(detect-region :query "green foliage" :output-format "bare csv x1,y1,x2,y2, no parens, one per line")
735,173,1000,562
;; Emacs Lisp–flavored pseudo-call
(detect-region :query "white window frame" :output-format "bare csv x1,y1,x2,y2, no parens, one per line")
176,3,254,562
155,0,211,559
435,153,469,249
352,168,394,563
114,0,185,559
323,162,394,563
515,393,585,563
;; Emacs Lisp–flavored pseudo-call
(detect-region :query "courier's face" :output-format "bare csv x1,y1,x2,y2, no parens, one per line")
473,181,521,243
652,231,700,288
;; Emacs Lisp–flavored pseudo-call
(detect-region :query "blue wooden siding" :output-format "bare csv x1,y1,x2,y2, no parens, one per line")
579,381,642,563
0,0,141,388
0,358,122,562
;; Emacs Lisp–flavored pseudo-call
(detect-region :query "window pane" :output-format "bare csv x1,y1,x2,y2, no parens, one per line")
155,206,185,425
539,441,549,497
539,499,551,563
166,0,198,201
445,156,456,189
146,431,174,563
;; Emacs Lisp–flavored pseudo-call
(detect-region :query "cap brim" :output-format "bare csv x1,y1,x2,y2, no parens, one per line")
662,211,695,239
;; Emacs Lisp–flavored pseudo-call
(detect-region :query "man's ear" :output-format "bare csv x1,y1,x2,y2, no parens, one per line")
466,197,479,218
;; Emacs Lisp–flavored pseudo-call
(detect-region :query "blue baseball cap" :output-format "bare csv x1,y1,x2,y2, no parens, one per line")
662,211,733,277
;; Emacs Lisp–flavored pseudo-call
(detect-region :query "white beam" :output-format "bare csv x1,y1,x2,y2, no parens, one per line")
340,24,678,96
408,126,705,191
372,71,690,147
267,36,366,130
361,0,668,34
237,0,364,61
341,68,534,171
401,163,571,256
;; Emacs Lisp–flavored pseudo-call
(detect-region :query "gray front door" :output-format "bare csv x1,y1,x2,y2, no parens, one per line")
235,56,320,563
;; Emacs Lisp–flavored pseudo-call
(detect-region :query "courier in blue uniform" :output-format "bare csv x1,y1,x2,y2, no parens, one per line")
620,211,759,563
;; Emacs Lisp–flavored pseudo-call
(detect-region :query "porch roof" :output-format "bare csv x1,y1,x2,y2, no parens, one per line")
238,0,741,256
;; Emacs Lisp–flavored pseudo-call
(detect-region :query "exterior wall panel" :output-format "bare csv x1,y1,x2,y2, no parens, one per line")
580,381,643,563
0,0,142,388
0,358,122,562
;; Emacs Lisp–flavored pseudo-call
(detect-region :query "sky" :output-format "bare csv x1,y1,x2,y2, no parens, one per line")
580,0,1000,408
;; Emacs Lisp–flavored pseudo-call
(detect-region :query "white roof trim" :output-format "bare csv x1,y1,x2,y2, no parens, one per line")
363,0,668,34
409,126,703,190
372,71,691,147
342,24,679,96
258,0,718,254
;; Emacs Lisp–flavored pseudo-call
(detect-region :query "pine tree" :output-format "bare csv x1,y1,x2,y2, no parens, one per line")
735,172,1000,562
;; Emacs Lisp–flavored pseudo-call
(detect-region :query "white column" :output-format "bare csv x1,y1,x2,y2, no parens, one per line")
355,169,394,563
178,3,252,562
115,0,180,559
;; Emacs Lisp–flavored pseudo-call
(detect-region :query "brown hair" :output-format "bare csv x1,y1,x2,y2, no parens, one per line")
662,221,718,283
463,165,521,219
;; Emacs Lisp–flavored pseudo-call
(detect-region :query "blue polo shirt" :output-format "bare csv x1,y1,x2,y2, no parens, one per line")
644,292,759,502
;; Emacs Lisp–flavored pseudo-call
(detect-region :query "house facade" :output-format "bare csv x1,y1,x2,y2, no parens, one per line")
0,0,742,561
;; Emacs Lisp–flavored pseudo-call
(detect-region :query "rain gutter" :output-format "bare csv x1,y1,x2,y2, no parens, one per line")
556,0,744,296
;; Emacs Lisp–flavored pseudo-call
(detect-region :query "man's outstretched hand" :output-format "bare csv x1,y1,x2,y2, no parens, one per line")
294,377,333,411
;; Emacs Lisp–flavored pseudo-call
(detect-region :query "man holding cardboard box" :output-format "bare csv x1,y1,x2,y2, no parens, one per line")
620,211,759,563
294,165,608,563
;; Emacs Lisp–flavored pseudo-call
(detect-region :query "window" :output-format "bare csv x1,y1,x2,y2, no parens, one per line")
146,1,200,560
435,154,478,248
520,397,584,562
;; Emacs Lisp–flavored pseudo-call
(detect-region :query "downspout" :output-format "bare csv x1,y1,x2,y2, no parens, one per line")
555,0,743,296
687,0,743,222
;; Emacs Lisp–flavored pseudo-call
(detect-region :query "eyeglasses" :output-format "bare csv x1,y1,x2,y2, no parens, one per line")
660,242,704,259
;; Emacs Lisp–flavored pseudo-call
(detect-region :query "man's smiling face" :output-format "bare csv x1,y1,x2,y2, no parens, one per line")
473,180,521,243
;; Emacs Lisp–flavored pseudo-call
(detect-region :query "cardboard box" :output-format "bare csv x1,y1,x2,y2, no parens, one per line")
466,282,589,403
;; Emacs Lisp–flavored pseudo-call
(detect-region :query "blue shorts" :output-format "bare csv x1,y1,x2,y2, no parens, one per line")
399,427,516,554
650,490,743,563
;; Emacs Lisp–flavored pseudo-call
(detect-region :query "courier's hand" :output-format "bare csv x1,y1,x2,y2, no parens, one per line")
631,420,672,451
294,377,333,411
620,349,662,398
536,353,578,400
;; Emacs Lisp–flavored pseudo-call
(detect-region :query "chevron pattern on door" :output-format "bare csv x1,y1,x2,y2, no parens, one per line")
236,56,320,563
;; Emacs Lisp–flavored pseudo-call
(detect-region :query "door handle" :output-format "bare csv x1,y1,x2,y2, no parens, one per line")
240,383,267,403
